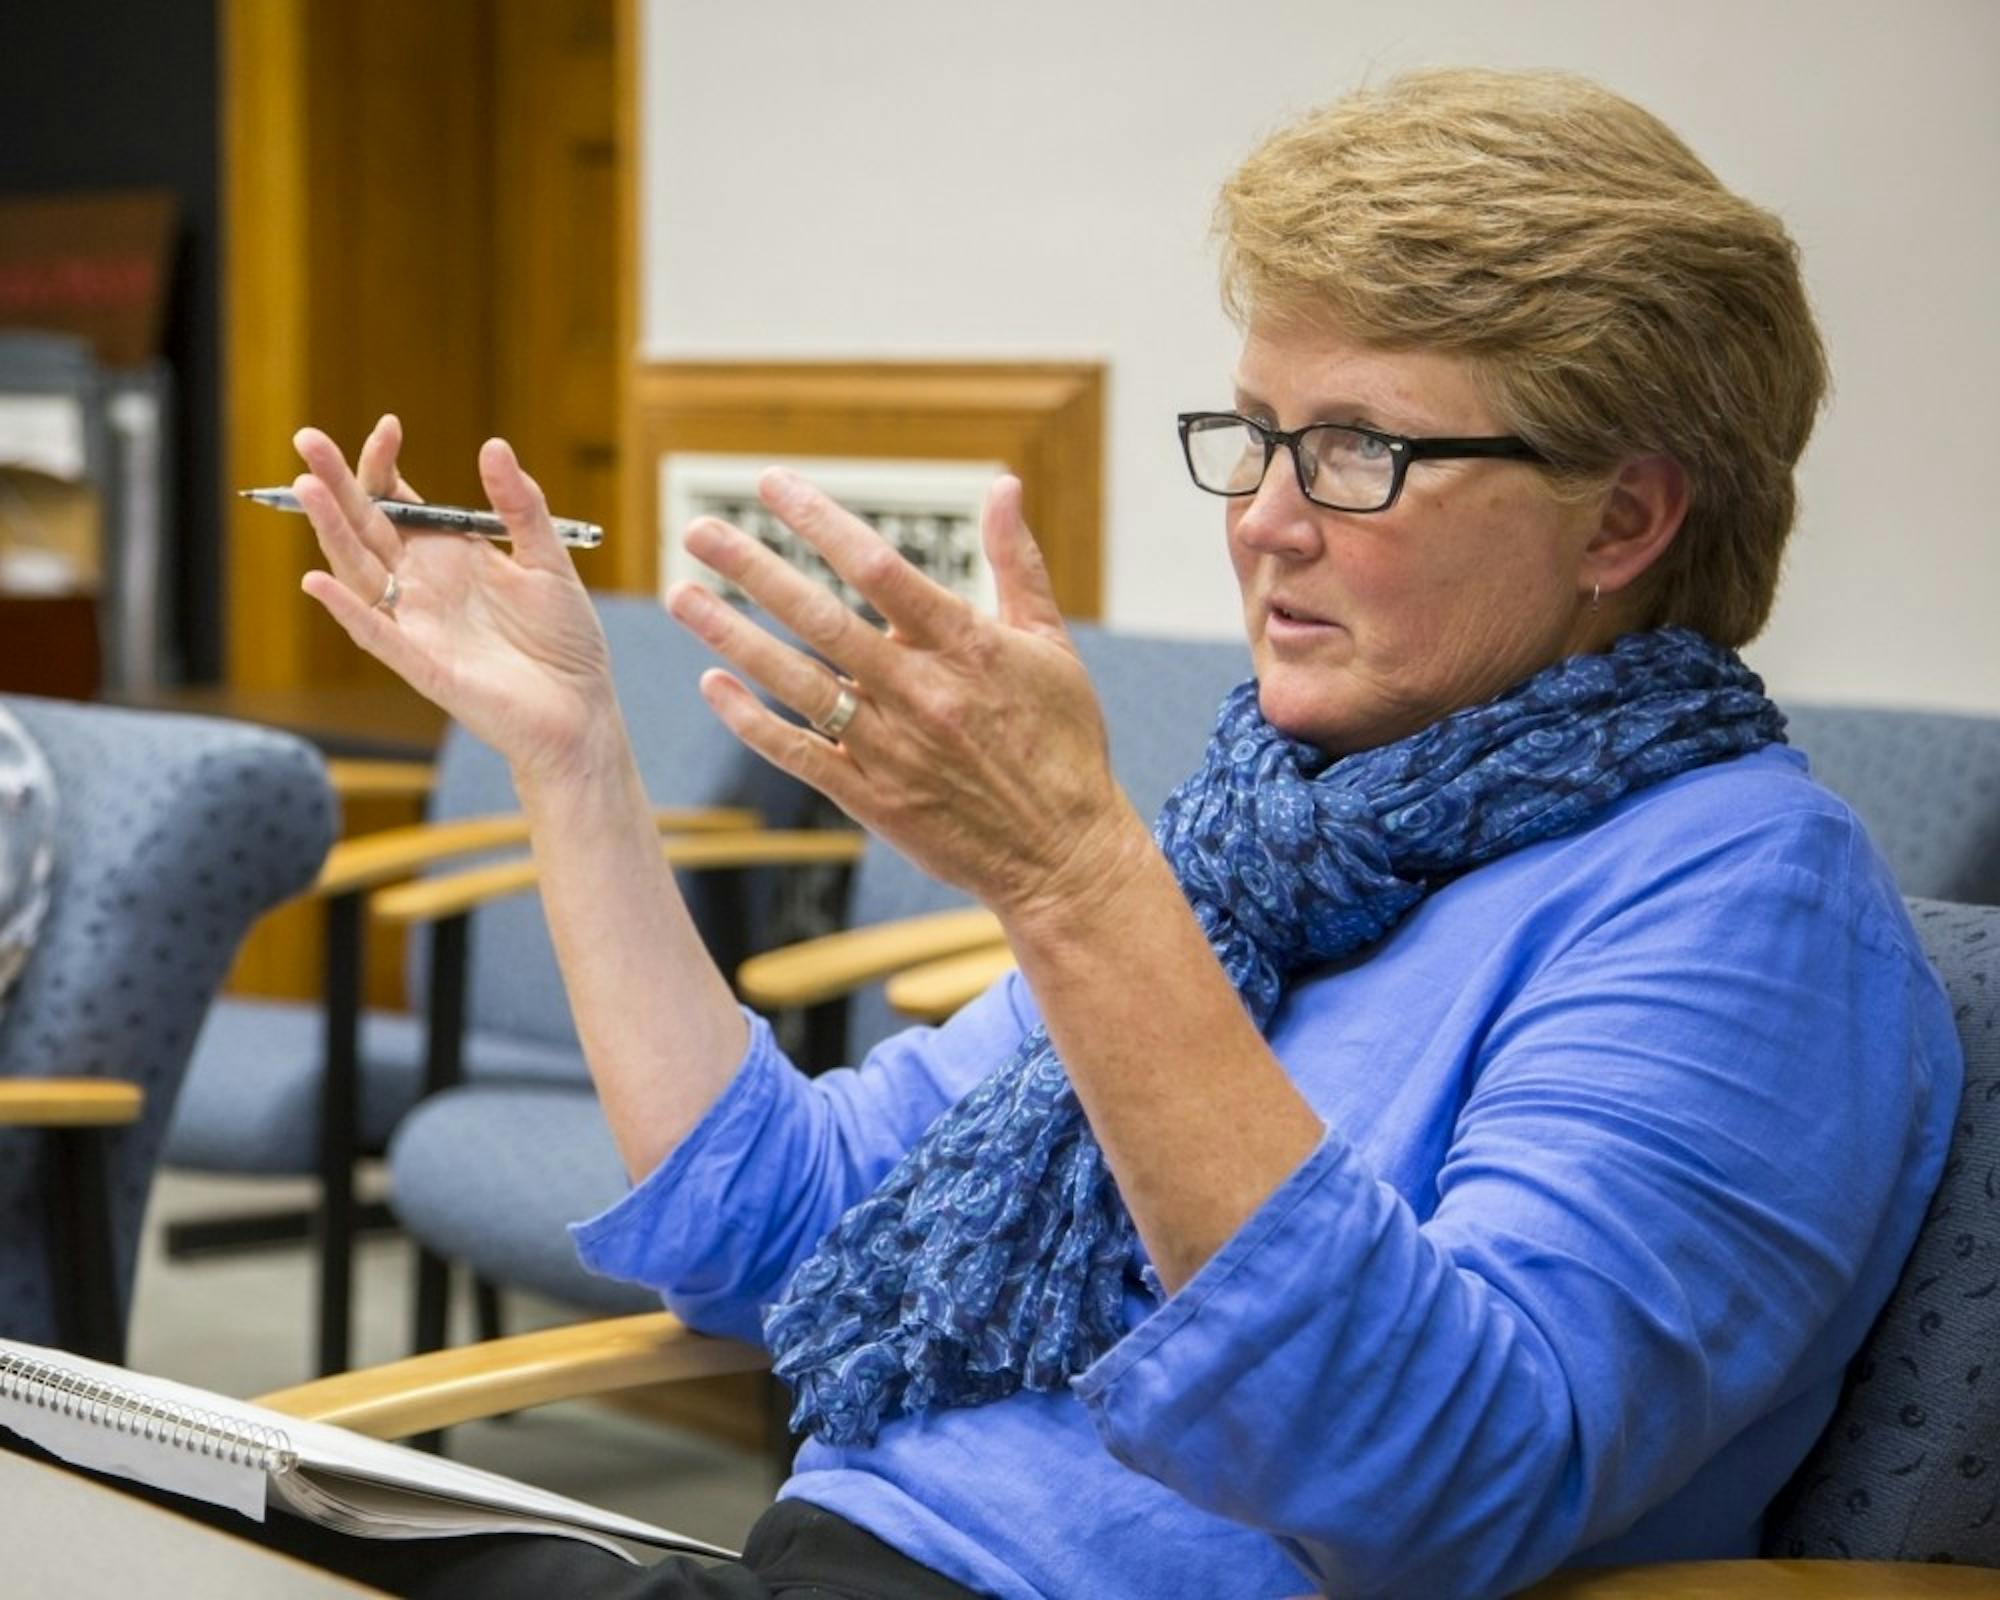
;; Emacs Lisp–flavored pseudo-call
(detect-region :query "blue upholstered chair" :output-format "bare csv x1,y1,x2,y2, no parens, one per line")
0,696,333,1360
159,594,826,1373
259,891,2000,1594
1759,896,2000,1567
379,626,1254,1327
1781,704,2000,905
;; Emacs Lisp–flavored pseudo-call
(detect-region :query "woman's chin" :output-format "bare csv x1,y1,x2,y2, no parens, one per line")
1256,680,1358,755
1255,666,1433,756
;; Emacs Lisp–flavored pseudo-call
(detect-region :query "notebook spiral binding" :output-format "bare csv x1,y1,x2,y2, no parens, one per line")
0,1349,297,1475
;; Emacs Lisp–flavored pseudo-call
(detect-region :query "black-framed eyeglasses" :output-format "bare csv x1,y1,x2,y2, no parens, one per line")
1177,411,1551,514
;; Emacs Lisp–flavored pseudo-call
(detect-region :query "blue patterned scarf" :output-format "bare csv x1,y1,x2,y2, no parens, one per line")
763,625,1783,1445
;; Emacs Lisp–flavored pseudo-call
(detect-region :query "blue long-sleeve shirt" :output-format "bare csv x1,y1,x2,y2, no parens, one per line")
572,745,1961,1599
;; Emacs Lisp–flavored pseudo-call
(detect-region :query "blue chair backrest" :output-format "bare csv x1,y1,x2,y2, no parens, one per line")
0,697,332,1343
411,593,821,1051
1782,703,2000,905
1763,896,2000,1564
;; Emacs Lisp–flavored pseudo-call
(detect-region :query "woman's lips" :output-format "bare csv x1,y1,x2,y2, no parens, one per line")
1265,599,1339,643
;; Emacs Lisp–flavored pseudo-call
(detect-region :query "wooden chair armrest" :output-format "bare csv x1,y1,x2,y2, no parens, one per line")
1515,1558,2000,1597
252,1342,1999,1600
884,940,1017,1021
253,1312,767,1440
323,757,435,802
0,1080,143,1127
244,1319,2000,1600
737,907,1006,1011
314,805,761,898
317,814,539,897
369,829,865,927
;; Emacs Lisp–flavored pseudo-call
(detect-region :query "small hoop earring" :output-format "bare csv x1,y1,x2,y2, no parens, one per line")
1589,582,1601,614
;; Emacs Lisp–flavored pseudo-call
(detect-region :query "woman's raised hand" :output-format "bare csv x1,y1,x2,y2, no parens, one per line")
296,417,618,783
664,470,1153,923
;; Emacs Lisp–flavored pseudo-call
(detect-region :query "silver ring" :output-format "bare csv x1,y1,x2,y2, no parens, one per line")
373,570,401,614
812,683,859,741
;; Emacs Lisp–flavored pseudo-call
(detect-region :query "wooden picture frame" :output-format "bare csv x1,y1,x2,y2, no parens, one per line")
622,361,1104,618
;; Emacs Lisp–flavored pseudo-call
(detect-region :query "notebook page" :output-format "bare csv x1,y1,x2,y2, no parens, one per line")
273,1409,737,1557
272,1469,640,1562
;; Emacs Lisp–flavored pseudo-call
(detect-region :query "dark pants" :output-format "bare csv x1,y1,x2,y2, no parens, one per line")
1,1430,986,1599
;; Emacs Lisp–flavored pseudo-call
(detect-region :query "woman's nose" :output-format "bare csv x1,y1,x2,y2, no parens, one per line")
1229,445,1325,559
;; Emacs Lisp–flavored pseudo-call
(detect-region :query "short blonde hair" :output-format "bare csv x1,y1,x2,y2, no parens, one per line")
1216,68,1828,647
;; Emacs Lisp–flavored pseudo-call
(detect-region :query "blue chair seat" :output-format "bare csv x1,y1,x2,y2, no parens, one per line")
165,1003,587,1174
387,1085,657,1314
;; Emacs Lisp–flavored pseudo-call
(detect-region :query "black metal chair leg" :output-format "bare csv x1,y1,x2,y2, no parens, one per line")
49,1126,123,1364
800,997,850,1078
473,1277,503,1344
316,890,365,1376
167,1202,399,1258
413,1246,453,1354
408,1245,453,1454
404,911,472,1454
407,911,469,1363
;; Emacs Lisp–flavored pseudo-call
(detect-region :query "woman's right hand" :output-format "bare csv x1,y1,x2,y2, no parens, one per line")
295,416,620,784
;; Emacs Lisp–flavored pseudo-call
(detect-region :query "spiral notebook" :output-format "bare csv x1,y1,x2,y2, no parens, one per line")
0,1337,738,1565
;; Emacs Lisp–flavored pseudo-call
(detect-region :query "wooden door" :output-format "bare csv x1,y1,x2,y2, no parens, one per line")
492,0,624,567
221,0,628,1001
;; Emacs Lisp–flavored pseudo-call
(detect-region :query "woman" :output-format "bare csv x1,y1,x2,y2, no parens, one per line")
283,68,1955,1600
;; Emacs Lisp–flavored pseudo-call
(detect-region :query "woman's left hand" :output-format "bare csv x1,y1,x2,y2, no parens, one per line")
664,468,1152,924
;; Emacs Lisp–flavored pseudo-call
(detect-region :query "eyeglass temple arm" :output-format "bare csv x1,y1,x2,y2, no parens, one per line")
1400,435,1549,463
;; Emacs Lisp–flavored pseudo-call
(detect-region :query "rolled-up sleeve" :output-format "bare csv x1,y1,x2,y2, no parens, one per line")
1073,856,1955,1599
571,979,1035,1345
1070,1132,1562,1597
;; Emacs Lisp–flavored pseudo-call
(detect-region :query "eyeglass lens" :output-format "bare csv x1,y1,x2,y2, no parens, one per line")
1184,418,1397,511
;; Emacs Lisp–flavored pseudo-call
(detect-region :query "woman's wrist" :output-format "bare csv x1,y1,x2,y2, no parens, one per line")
508,700,643,818
993,803,1172,956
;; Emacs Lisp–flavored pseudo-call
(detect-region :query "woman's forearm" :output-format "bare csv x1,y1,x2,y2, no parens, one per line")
511,714,748,1181
998,817,1325,1294
287,422,750,1180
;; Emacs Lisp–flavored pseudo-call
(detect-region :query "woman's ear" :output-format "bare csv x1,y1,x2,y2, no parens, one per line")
1584,454,1689,599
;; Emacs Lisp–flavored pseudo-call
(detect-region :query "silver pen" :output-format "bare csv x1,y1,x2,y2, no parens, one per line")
238,487,605,550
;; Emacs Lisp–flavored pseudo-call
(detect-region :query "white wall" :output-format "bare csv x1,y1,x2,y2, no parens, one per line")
641,0,2000,713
